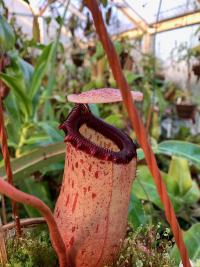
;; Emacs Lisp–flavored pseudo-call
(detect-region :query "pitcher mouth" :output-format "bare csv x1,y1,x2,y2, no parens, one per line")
60,104,137,164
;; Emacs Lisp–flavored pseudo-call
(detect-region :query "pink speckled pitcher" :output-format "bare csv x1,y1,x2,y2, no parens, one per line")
55,104,137,267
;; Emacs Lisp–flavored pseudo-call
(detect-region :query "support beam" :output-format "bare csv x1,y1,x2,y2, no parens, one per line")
114,11,200,39
114,0,148,32
150,11,200,33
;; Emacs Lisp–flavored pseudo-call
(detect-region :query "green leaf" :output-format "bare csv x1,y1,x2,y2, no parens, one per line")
0,142,65,180
24,135,52,145
132,165,163,209
38,121,64,142
5,53,27,92
168,156,192,195
92,41,104,61
29,42,55,99
124,71,141,85
4,92,22,133
104,114,124,128
132,165,184,212
55,15,63,25
88,104,100,117
17,58,34,89
0,15,15,51
114,40,122,55
157,141,200,168
128,194,147,228
19,177,53,217
170,223,200,265
0,73,32,119
183,181,200,205
137,141,200,168
132,165,199,213
136,148,144,161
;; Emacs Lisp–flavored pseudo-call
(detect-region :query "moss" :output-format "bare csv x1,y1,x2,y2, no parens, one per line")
106,224,176,267
5,225,58,267
4,223,182,267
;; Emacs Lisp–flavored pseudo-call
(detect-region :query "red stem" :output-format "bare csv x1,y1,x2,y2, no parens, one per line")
0,56,21,235
0,178,69,267
84,1,191,267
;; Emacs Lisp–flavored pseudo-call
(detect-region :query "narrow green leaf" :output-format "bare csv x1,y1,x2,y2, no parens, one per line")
0,142,65,180
0,73,32,118
24,135,52,145
17,58,34,89
0,15,15,51
104,114,124,128
38,121,64,142
88,104,100,117
19,178,53,217
128,194,147,228
157,141,200,167
29,42,55,99
137,141,200,168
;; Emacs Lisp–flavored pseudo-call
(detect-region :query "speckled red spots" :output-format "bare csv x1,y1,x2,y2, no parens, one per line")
83,187,87,195
69,236,74,247
80,159,84,164
72,193,78,213
56,209,60,218
89,165,92,172
66,194,70,207
67,88,143,103
75,162,78,168
92,193,97,199
95,171,98,179
95,224,99,233
81,250,86,255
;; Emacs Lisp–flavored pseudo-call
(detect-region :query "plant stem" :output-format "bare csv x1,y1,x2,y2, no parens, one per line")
1,195,7,225
0,178,69,267
15,125,29,158
85,1,191,266
0,55,21,236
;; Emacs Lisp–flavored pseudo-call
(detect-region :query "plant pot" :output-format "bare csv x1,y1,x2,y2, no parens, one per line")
176,103,196,120
72,53,84,67
192,62,200,81
0,217,46,267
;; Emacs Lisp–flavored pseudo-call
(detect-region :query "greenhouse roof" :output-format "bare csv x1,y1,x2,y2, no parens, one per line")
5,0,200,40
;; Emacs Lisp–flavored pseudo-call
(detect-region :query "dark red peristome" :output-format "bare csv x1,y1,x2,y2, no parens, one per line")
59,104,136,164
